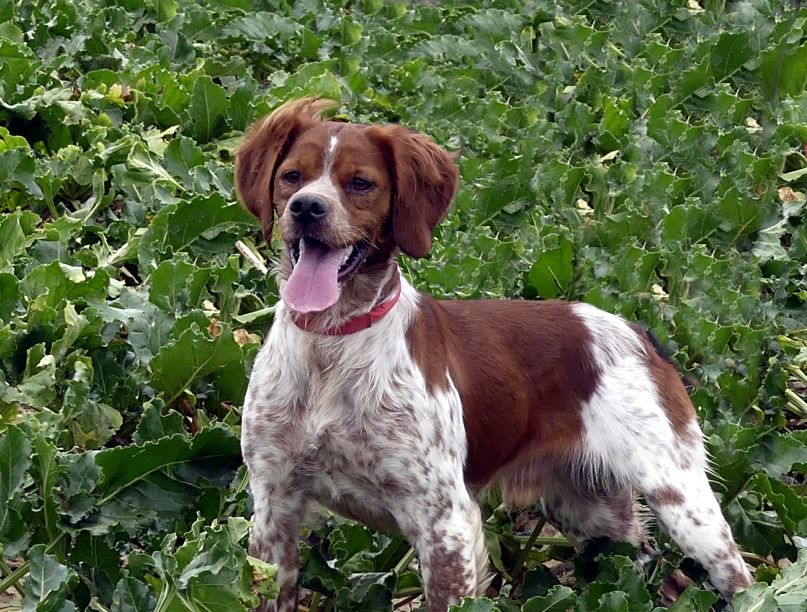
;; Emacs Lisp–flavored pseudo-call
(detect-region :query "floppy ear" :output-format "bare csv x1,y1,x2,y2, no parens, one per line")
235,98,336,241
365,124,459,259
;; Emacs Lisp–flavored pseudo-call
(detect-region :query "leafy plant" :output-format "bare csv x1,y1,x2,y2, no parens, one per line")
1,0,806,610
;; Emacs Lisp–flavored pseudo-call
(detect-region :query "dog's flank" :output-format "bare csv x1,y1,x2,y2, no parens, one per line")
236,98,752,611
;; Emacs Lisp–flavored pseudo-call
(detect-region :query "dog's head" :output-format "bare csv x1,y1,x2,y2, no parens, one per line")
235,98,459,315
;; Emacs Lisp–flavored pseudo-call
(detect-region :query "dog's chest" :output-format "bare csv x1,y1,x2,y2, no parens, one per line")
242,319,462,499
244,320,446,478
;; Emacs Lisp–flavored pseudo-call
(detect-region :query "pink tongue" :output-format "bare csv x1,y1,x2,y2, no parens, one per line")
281,240,348,313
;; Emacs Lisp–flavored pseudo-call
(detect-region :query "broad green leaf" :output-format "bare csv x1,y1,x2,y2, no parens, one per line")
666,587,718,611
527,234,574,298
21,544,77,612
31,434,61,541
522,585,577,611
334,572,396,610
148,258,197,313
150,324,242,404
0,149,43,200
734,548,807,611
111,576,156,612
753,473,807,537
0,272,19,320
152,0,177,22
0,211,38,272
94,424,240,503
133,401,185,444
188,76,228,144
20,262,109,310
0,425,31,555
138,193,255,271
448,598,497,611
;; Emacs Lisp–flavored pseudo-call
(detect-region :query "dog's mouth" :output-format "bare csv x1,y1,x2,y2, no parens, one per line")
281,236,371,313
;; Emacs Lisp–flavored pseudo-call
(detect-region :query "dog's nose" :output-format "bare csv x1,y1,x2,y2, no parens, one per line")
289,195,328,225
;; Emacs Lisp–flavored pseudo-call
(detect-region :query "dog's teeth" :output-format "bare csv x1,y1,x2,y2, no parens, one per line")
298,239,305,257
342,246,354,265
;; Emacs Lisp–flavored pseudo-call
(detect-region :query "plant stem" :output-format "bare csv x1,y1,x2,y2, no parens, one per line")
393,546,417,575
785,389,807,418
309,591,322,612
0,558,23,596
512,535,574,548
740,551,776,567
511,517,546,582
785,364,807,385
393,592,421,609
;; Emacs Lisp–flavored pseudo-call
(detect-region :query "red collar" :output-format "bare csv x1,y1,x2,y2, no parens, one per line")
290,277,402,336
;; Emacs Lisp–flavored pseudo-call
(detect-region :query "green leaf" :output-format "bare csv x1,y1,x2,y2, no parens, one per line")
522,585,578,611
148,257,197,313
753,473,807,537
449,597,497,611
188,76,228,144
163,136,206,186
0,425,31,555
666,587,718,611
20,262,109,310
150,324,242,404
31,433,61,542
111,576,156,612
0,149,43,200
0,211,37,272
138,193,255,271
334,572,395,610
94,424,240,504
152,0,178,22
21,544,77,612
133,401,185,444
527,234,574,298
733,548,807,611
0,273,19,320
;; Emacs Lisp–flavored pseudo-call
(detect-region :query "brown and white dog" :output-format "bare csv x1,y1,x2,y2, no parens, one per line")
236,98,752,610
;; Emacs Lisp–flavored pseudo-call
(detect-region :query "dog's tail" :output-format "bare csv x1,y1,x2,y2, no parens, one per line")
631,323,699,392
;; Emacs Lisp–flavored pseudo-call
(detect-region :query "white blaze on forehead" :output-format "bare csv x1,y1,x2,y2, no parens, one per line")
290,131,341,205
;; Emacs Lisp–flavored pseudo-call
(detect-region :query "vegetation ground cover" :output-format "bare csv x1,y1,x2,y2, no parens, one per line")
1,0,807,610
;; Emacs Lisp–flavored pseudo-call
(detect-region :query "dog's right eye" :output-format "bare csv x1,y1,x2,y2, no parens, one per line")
282,171,301,184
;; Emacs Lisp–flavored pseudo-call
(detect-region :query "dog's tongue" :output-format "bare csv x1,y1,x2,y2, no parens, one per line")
281,239,348,313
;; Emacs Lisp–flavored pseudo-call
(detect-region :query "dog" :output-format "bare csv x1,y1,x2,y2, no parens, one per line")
236,98,752,611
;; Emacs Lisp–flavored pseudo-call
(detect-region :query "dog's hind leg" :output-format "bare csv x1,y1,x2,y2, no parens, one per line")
629,420,753,599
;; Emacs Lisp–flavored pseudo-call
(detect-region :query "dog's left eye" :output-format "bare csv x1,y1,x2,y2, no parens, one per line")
350,177,374,191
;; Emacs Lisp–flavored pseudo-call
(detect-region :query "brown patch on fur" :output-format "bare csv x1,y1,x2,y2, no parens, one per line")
405,299,450,393
408,297,599,488
647,485,685,506
235,98,336,240
724,564,753,596
365,124,459,258
426,543,473,610
634,328,698,439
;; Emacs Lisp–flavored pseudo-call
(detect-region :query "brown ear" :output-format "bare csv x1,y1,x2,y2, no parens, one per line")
365,124,459,258
235,98,336,241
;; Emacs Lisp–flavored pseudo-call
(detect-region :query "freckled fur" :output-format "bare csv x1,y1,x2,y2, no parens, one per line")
237,99,752,611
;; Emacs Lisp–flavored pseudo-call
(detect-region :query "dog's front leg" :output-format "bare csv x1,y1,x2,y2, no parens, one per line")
395,484,489,611
248,476,308,612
